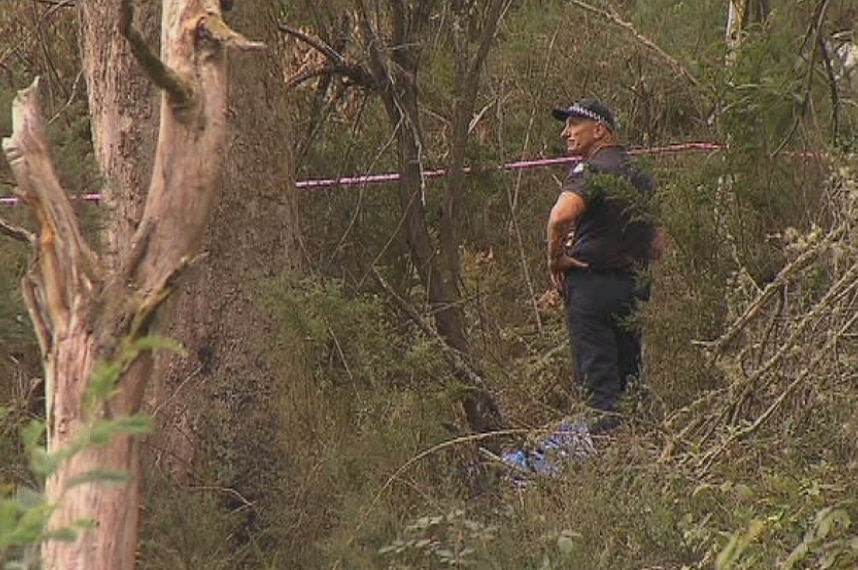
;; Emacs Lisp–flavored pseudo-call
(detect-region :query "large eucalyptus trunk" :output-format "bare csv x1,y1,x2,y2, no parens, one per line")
0,0,263,567
149,0,300,506
79,0,159,266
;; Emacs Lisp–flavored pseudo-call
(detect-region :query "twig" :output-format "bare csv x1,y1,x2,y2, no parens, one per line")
278,22,373,89
754,285,785,367
817,34,842,146
699,225,845,359
330,427,531,570
772,0,831,155
467,0,513,80
685,260,858,466
284,65,328,90
328,326,356,386
150,365,202,418
329,115,400,270
187,485,256,512
370,266,491,392
506,26,562,334
278,23,346,66
47,69,85,125
0,216,35,243
568,0,702,90
729,262,858,399
697,307,858,471
355,0,391,92
34,0,76,7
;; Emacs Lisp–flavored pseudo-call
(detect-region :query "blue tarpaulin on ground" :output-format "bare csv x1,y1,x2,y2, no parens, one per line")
500,421,595,479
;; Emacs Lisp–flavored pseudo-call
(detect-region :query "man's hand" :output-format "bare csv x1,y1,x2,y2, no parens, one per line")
546,191,588,293
548,254,589,293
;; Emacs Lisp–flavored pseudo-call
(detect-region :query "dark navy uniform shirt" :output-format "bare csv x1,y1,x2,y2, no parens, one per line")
561,146,656,271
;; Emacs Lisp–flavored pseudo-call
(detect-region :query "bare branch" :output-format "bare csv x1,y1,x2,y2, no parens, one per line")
278,22,374,90
48,69,85,125
285,65,329,91
356,0,392,87
119,0,192,107
278,23,346,65
2,78,100,327
130,252,208,338
817,35,842,144
35,0,76,7
772,0,831,154
569,0,702,90
699,225,846,358
698,306,858,471
370,266,491,392
198,14,265,51
118,220,154,288
0,216,35,244
468,0,513,80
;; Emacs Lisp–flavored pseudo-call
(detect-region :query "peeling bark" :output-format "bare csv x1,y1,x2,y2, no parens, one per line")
1,0,263,568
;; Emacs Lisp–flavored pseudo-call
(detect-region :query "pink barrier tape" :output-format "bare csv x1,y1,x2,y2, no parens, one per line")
0,142,731,205
295,142,726,191
0,192,102,206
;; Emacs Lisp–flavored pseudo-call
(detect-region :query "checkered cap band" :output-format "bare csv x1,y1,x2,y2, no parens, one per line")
552,100,617,130
567,104,607,124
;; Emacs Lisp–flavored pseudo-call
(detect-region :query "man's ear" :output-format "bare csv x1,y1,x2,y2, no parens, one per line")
593,122,607,140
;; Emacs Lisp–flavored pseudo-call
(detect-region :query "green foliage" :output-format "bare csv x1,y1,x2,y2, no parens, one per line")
264,276,449,389
674,464,858,570
3,0,858,569
379,509,499,568
138,475,247,570
85,335,185,414
259,2,858,568
0,336,181,568
783,506,858,569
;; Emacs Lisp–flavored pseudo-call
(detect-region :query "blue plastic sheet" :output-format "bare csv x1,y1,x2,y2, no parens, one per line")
500,421,595,480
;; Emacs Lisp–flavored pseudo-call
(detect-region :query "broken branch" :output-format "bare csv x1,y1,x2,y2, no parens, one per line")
119,0,192,107
2,77,100,332
0,216,35,243
198,14,265,51
278,22,374,90
278,23,346,65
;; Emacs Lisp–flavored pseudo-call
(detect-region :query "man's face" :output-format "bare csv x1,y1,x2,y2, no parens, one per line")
561,117,605,157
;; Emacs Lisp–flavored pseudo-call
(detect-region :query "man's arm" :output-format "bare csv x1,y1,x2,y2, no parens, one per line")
546,191,588,291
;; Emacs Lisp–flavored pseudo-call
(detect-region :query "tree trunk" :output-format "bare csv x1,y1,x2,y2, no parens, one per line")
41,329,148,569
361,1,505,434
148,0,300,510
0,0,264,567
79,0,160,267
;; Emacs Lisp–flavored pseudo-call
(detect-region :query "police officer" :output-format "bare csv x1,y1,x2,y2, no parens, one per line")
546,99,663,433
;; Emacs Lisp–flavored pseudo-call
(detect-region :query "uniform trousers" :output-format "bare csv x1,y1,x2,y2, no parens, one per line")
563,268,648,413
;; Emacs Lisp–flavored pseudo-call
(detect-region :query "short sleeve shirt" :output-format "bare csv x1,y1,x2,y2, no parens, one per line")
561,146,656,271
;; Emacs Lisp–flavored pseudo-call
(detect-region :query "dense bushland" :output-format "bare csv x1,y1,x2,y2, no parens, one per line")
3,0,858,568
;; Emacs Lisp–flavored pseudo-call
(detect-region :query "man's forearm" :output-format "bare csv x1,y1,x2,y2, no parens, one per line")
547,192,586,263
546,221,564,261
